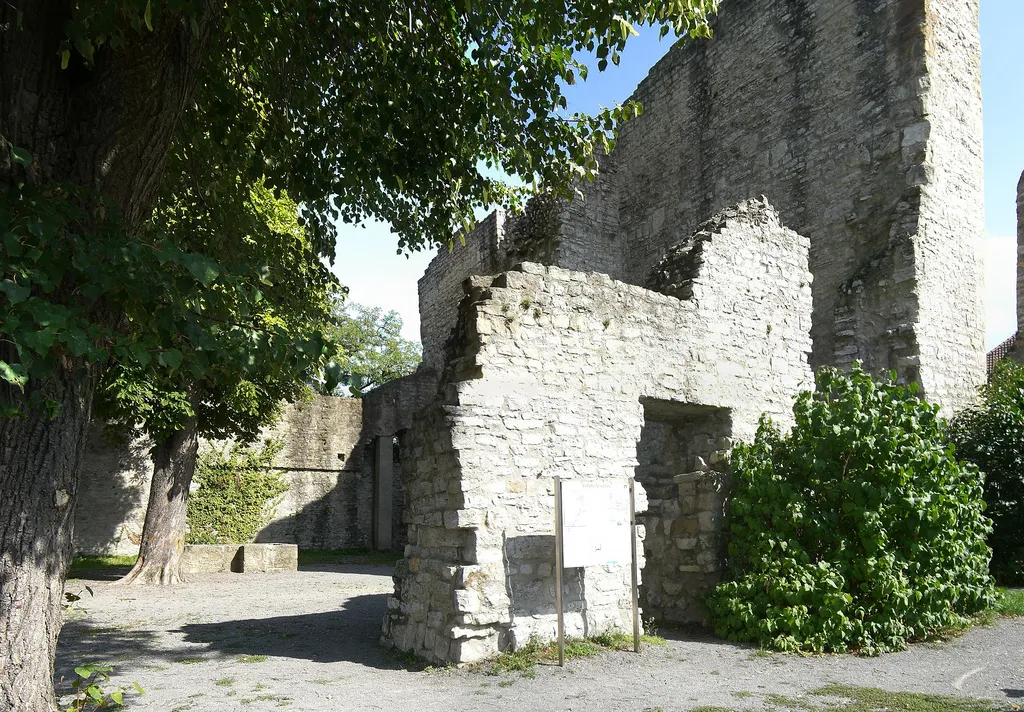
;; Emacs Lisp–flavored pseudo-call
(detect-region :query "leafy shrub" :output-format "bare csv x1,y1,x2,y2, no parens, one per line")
186,439,288,544
949,359,1024,585
706,365,995,654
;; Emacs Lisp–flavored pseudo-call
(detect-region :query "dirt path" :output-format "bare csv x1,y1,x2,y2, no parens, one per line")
56,565,1024,711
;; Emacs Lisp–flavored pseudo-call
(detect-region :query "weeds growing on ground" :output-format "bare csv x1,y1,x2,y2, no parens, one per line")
480,630,665,677
691,684,1015,712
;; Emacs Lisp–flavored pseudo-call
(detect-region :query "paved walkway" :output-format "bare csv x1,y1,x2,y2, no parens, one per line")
56,565,1024,711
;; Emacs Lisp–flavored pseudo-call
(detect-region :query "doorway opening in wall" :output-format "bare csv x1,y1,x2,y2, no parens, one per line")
372,433,407,551
635,399,733,627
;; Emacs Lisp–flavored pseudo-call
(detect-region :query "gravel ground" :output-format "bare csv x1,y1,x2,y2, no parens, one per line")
56,565,1024,711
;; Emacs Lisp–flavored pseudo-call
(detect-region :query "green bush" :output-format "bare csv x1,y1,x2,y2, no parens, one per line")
186,439,289,545
706,365,995,654
949,359,1024,585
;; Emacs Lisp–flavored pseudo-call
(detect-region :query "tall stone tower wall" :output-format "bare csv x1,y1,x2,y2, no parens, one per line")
417,0,985,412
602,0,983,408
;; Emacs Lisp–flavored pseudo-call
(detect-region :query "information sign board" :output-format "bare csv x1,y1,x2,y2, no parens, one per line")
559,479,632,568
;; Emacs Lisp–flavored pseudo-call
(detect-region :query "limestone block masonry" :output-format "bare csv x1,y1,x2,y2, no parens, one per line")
382,199,814,665
416,0,985,414
75,397,381,554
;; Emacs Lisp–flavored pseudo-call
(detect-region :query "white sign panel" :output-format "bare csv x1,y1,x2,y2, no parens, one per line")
560,479,632,568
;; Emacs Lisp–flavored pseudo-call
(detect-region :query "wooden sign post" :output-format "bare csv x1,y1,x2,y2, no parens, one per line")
553,477,640,666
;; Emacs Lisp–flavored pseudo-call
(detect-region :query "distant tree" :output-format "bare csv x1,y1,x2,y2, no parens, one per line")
323,304,421,397
0,2,717,707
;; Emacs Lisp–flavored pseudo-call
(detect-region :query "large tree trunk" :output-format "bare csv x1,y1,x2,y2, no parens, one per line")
0,369,96,712
0,2,221,708
118,419,200,586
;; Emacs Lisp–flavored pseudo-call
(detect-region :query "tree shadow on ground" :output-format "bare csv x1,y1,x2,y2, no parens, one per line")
1003,689,1024,698
66,566,135,582
177,593,405,669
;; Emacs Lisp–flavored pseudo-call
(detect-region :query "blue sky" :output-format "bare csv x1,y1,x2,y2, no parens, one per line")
331,1,1023,350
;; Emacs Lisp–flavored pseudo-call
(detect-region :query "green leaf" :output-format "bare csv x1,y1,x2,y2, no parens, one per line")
144,0,153,31
183,253,220,287
0,360,28,389
10,145,32,168
158,348,183,369
1,279,30,304
60,50,70,70
110,690,124,705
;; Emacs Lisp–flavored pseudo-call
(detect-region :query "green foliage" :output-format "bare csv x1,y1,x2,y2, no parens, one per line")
61,663,143,711
324,303,421,397
36,0,720,254
94,146,339,443
949,359,1024,585
706,365,996,655
3,0,719,416
186,440,289,545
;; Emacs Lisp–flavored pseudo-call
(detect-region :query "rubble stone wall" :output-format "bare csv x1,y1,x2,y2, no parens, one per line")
414,0,985,412
382,200,814,664
75,396,371,554
604,0,984,410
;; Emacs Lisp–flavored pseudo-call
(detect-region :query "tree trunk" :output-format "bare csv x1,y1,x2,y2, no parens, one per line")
118,419,200,586
1,2,221,708
0,368,96,712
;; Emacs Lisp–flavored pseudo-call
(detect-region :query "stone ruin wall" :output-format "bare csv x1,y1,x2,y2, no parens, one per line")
383,200,814,664
416,0,984,412
74,395,408,555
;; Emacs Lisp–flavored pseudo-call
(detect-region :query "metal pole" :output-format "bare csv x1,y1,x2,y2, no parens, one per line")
629,477,640,654
555,477,565,666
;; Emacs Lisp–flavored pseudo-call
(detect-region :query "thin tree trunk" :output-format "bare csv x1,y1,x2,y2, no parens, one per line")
118,419,200,586
0,368,96,712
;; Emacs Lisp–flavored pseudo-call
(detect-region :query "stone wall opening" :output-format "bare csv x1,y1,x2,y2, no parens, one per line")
636,398,732,625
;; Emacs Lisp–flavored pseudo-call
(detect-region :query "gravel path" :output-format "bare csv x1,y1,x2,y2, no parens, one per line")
56,565,1024,711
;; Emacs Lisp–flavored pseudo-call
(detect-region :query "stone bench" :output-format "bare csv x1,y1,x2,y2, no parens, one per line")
181,543,298,574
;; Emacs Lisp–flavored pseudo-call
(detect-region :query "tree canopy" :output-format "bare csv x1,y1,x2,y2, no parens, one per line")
0,2,719,707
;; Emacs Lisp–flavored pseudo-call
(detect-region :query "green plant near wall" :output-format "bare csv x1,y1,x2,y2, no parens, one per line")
186,439,289,545
949,358,1024,586
706,364,995,655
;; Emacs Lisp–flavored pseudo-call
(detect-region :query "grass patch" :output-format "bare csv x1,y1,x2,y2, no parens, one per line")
995,588,1024,617
297,548,401,566
67,555,137,578
691,685,1014,711
814,684,1009,711
237,655,268,664
214,678,234,687
589,631,667,650
481,631,659,676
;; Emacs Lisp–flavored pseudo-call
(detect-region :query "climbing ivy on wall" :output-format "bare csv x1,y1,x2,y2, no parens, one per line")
706,365,995,655
186,439,289,545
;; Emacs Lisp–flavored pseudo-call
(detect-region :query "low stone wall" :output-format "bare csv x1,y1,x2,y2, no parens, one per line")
382,199,814,665
180,544,298,575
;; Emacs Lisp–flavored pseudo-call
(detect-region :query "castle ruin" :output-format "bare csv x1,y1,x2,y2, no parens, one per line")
76,0,986,669
381,0,985,663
